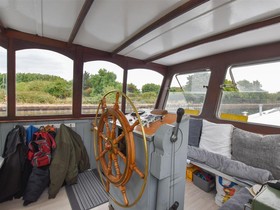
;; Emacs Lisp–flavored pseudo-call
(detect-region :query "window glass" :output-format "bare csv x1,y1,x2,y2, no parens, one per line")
126,69,163,113
165,70,211,115
0,46,7,116
218,61,280,126
16,49,73,116
82,61,123,114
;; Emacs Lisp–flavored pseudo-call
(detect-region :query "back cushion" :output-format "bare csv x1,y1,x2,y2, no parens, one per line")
188,118,202,147
199,119,233,158
232,128,280,179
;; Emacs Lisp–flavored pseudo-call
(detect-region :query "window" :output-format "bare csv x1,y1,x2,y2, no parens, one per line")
82,61,123,114
165,70,211,115
16,49,73,116
218,61,280,126
126,69,163,113
0,46,7,116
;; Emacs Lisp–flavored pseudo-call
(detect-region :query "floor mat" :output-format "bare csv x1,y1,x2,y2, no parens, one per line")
66,169,108,210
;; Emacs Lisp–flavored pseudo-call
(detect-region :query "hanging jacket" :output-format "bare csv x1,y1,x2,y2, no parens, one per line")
23,166,50,206
0,125,32,203
23,129,57,206
48,124,90,198
25,125,39,145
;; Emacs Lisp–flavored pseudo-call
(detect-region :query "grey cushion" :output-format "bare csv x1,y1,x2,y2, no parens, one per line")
188,118,202,147
232,128,280,180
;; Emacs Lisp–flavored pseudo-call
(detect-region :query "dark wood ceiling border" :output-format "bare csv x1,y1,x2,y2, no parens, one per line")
0,19,5,33
112,0,209,54
145,15,280,63
68,0,95,44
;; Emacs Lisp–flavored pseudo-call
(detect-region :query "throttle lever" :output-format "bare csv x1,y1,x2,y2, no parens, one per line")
171,108,184,142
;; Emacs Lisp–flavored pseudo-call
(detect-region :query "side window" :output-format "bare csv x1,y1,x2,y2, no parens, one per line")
0,46,7,117
218,61,280,126
126,69,163,113
16,49,73,116
165,70,211,115
82,61,123,114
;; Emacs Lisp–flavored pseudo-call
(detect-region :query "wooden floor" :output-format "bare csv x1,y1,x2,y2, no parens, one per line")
0,179,219,210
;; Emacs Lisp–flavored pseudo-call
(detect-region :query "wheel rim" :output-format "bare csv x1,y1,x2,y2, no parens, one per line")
93,90,148,207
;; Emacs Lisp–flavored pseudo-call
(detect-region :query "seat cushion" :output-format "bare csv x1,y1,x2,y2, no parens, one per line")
199,119,233,158
232,128,280,179
188,118,202,147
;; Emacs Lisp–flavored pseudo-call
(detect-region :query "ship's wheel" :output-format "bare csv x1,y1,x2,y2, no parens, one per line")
93,90,148,207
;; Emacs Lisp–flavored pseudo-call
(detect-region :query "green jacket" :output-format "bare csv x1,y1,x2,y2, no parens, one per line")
48,124,90,198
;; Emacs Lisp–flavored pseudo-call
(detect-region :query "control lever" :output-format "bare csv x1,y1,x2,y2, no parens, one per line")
169,201,179,210
170,108,185,142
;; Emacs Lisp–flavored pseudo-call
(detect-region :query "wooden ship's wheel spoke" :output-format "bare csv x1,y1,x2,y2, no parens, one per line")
119,185,129,206
113,132,124,144
117,150,126,162
93,90,148,207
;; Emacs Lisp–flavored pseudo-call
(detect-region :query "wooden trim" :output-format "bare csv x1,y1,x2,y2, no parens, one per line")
7,38,16,118
68,0,95,43
72,46,84,117
6,29,68,49
145,15,280,63
0,19,5,33
112,0,209,54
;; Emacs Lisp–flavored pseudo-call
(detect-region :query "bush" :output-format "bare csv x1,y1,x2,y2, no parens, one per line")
16,91,57,104
141,92,157,103
44,81,72,99
0,89,6,103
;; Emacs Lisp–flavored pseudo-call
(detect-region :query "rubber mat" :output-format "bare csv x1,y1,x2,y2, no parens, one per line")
66,169,108,210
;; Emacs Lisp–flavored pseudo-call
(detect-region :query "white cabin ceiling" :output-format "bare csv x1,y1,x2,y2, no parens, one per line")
0,0,280,66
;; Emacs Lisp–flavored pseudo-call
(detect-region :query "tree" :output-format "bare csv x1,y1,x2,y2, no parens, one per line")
16,73,64,82
0,73,6,89
184,72,210,92
222,79,239,92
83,71,91,90
237,79,263,92
90,69,121,95
127,83,140,93
169,87,182,92
142,83,160,93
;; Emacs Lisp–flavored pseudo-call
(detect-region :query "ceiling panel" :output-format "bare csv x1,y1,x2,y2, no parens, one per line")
0,0,39,35
0,0,84,42
119,0,233,55
123,0,280,60
73,0,187,51
155,23,280,66
42,0,84,42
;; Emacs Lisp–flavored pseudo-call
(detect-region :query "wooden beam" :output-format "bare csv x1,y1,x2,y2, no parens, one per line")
112,0,209,54
145,15,280,63
68,0,95,43
0,19,5,33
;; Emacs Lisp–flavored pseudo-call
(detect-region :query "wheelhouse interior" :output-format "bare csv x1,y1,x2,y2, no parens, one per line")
1,0,280,209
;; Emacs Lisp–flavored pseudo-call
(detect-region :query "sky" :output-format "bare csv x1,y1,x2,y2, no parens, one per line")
1,47,280,92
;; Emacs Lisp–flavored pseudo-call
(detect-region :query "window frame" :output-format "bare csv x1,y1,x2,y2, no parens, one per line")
14,48,74,117
0,45,7,117
165,69,211,116
217,59,280,127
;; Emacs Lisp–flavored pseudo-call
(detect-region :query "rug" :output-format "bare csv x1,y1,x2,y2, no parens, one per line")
66,169,108,210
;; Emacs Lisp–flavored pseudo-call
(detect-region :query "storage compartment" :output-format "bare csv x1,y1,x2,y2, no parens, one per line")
186,165,199,181
193,170,215,192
